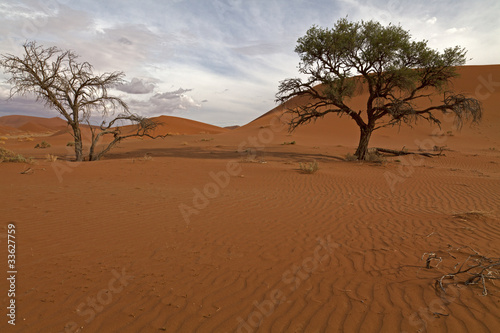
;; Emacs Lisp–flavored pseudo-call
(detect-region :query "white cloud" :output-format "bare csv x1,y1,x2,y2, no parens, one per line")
446,27,468,34
116,78,157,94
426,17,437,25
128,88,201,115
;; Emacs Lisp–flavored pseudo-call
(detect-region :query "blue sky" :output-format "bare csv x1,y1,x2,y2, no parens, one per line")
0,0,499,126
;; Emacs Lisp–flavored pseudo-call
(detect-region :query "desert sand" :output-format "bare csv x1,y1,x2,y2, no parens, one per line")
0,65,499,332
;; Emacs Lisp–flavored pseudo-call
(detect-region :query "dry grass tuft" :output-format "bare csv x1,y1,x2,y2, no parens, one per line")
46,154,58,162
364,151,386,163
345,153,358,161
299,160,319,174
34,140,51,149
0,147,32,163
139,154,153,161
240,156,267,164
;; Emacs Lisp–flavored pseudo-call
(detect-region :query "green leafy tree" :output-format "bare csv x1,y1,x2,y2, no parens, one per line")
276,18,482,160
0,41,165,161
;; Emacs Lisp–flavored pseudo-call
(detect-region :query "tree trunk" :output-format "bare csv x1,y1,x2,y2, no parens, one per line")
88,138,97,161
71,125,84,162
355,125,373,160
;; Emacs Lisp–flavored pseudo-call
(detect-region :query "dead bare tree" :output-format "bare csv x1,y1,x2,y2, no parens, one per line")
0,41,166,161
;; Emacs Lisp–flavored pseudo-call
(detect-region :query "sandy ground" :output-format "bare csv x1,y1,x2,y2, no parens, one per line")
1,65,499,332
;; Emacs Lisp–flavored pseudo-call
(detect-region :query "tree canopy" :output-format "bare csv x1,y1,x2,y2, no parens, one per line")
276,18,482,160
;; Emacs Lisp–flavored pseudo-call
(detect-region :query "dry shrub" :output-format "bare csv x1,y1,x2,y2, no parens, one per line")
139,154,153,161
365,151,385,163
46,154,58,162
239,157,267,164
34,140,51,148
345,153,358,161
299,160,319,174
0,147,31,163
17,136,34,142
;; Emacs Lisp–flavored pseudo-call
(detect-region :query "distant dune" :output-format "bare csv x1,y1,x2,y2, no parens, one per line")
0,115,67,133
224,125,241,130
145,115,228,135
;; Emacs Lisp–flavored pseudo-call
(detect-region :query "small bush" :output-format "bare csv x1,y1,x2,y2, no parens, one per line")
0,136,8,141
34,140,51,149
282,141,296,145
46,154,58,162
0,147,31,163
66,141,75,147
299,160,319,174
139,154,153,161
345,153,358,161
364,151,385,163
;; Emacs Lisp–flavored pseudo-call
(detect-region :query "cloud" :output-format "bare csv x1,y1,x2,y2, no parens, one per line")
446,27,468,34
153,88,193,100
426,17,437,25
128,88,201,115
115,78,157,94
232,42,288,56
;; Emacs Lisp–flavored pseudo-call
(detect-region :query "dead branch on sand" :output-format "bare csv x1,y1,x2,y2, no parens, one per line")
374,147,444,158
423,246,500,296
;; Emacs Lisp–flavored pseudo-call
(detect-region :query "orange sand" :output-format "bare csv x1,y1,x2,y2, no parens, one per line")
0,65,499,332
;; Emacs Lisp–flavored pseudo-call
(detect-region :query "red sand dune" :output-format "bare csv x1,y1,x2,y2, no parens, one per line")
0,125,22,136
0,65,499,332
0,115,68,132
146,115,229,135
46,115,229,148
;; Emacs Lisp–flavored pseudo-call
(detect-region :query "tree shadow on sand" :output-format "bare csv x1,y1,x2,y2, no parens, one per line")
103,146,346,163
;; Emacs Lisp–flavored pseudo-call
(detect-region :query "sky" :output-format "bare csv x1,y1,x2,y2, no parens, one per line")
0,0,499,127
